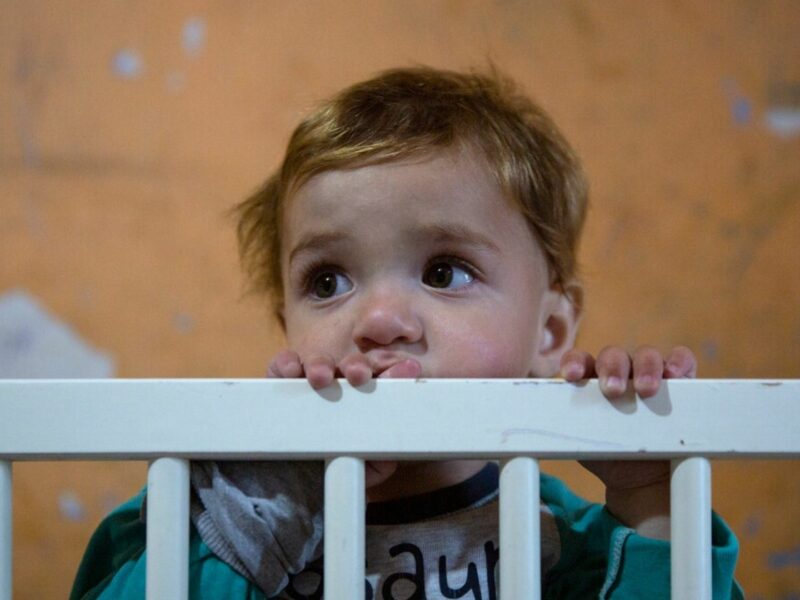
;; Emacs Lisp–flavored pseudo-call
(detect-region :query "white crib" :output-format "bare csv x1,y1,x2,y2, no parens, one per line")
1,378,798,599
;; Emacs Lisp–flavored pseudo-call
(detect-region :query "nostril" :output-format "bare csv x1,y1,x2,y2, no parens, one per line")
353,306,423,348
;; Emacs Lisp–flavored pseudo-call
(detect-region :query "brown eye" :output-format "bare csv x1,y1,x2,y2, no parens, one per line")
424,263,453,288
423,260,475,290
310,271,352,299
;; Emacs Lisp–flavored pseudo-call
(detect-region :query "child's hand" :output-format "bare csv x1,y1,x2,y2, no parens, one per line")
267,350,422,389
266,350,422,489
560,345,697,538
560,344,696,400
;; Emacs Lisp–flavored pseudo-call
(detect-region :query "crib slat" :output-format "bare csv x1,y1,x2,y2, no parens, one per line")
671,457,712,600
324,457,365,600
146,458,190,600
500,457,541,600
0,461,10,600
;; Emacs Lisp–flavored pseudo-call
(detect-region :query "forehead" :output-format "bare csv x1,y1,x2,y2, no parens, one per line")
282,148,524,243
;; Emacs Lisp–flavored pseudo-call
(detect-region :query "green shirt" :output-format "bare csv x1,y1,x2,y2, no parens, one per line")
71,470,743,599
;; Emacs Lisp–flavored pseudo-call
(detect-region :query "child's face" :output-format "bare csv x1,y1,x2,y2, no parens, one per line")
280,147,576,378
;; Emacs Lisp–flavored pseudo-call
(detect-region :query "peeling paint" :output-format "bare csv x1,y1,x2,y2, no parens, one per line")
0,289,114,378
112,49,143,79
742,513,762,538
701,340,718,361
722,78,752,126
765,78,800,138
767,545,800,570
182,17,206,57
58,490,86,522
764,107,800,138
173,311,195,334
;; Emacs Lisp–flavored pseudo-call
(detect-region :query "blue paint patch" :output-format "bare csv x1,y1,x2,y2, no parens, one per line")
722,78,752,126
741,513,761,537
765,107,800,138
182,17,206,57
701,340,718,362
2,326,34,354
112,49,143,79
58,491,86,522
767,545,800,570
732,97,752,124
173,311,195,334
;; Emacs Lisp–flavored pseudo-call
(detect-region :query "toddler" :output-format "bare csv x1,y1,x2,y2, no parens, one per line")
72,66,742,599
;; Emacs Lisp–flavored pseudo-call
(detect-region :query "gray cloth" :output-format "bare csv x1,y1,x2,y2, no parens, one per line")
189,461,324,597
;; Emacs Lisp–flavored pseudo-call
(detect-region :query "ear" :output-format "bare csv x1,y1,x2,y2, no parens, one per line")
529,281,583,377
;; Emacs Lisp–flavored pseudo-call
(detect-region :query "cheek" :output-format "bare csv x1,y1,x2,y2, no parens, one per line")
285,311,350,358
439,326,536,378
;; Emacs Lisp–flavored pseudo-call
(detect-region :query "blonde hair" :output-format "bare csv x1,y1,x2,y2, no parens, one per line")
234,66,588,312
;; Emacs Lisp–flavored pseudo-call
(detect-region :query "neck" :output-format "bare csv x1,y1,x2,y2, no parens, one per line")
366,459,489,504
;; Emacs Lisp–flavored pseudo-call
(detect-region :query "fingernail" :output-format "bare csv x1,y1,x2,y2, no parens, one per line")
665,362,681,376
563,364,582,380
637,375,655,388
605,376,624,393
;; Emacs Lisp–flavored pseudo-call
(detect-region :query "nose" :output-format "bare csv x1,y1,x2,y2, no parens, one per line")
352,285,423,350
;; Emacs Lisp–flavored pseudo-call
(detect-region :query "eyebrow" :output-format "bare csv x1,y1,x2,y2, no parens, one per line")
288,231,351,264
288,223,501,265
419,222,501,253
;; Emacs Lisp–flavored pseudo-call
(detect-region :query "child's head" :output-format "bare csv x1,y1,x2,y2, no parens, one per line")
236,66,588,377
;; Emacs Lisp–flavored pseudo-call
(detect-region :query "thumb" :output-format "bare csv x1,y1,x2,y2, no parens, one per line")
377,358,422,379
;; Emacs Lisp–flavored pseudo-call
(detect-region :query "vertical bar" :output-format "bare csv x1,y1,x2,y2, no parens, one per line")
671,457,711,600
146,458,190,600
324,457,365,600
0,461,10,600
500,457,541,600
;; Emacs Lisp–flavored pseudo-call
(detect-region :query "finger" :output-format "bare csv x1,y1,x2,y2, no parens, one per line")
303,353,337,389
595,346,632,398
664,346,697,378
338,353,373,387
378,358,422,379
267,350,303,378
631,345,664,398
560,349,596,381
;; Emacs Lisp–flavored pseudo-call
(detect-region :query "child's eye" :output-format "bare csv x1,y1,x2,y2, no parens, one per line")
308,270,353,299
422,260,474,290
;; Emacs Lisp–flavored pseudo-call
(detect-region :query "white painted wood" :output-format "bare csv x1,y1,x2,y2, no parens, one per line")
0,379,798,460
671,458,712,600
146,458,190,600
0,461,10,600
324,457,365,600
500,457,541,600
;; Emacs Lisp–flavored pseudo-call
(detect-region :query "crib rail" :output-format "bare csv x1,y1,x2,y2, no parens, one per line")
1,378,799,599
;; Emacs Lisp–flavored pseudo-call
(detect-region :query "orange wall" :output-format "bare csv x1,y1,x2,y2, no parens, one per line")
1,2,798,597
